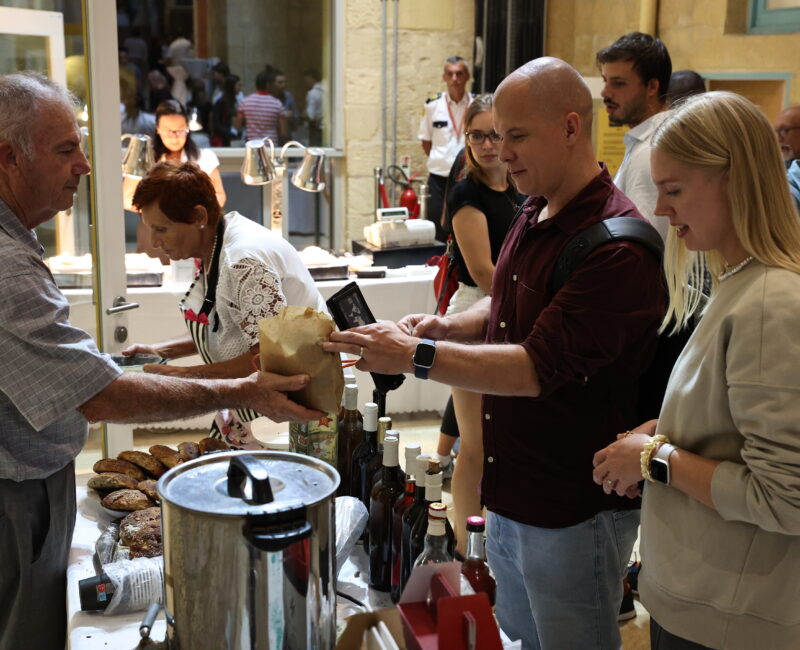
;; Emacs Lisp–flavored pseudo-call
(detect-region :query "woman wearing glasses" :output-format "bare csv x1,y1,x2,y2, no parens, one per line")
418,93,521,555
592,92,800,650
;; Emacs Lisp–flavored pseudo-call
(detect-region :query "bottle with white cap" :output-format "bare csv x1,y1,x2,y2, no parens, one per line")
390,442,421,602
408,459,454,568
413,503,453,567
368,435,405,591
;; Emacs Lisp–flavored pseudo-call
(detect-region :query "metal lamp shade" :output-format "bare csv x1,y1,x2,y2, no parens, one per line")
121,133,154,179
241,139,276,185
291,147,326,192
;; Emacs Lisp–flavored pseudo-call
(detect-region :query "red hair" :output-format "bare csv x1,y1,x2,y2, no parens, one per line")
132,161,222,225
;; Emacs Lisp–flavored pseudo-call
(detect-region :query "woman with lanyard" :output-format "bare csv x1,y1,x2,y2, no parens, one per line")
592,92,800,650
409,93,521,556
122,161,326,448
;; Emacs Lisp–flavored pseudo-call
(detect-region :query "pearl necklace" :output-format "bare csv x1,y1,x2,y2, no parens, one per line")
718,256,754,281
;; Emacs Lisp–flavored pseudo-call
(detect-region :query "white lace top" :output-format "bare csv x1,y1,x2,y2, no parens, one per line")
182,212,327,362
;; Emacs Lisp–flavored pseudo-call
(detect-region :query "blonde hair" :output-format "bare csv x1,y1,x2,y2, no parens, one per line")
653,91,800,332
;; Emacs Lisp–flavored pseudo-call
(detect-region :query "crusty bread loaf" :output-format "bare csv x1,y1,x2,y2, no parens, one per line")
102,489,156,511
128,520,163,558
120,507,161,545
149,444,183,468
137,479,159,503
88,472,139,491
198,437,229,454
177,441,200,461
92,458,146,482
117,450,167,478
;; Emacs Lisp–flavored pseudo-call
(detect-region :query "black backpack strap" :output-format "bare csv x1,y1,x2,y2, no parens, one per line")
549,216,664,296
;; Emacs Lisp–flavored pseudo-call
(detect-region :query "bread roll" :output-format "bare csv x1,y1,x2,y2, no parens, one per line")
137,479,159,503
102,489,156,511
92,458,146,482
149,444,183,468
198,437,229,454
117,450,167,478
120,506,161,545
178,441,200,461
128,520,163,558
88,472,139,491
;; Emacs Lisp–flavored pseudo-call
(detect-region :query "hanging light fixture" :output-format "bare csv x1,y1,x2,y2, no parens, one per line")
240,139,326,236
121,133,155,179
188,107,203,132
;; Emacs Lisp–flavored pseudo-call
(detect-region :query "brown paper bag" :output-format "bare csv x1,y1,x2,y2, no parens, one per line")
258,306,344,413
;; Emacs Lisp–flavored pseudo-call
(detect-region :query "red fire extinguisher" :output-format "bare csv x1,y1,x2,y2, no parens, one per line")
387,165,421,218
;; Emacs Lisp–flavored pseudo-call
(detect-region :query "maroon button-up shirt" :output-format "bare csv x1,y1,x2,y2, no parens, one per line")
482,166,666,528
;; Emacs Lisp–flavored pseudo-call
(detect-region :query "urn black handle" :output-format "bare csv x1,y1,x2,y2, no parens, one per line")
244,518,313,552
227,454,275,504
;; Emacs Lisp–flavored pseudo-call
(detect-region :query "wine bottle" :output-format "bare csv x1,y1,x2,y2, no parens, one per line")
366,416,392,493
368,436,405,591
408,460,454,570
400,454,430,589
390,442,422,602
413,503,453,567
460,516,496,605
350,402,379,513
336,384,363,497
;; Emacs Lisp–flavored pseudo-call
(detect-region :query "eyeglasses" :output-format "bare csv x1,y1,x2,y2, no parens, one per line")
775,126,800,137
158,128,190,138
466,130,502,144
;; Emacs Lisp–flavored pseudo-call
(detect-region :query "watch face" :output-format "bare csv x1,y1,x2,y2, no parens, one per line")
414,342,436,368
650,458,669,484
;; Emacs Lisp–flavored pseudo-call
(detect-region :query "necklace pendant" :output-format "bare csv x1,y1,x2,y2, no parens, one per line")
718,256,754,281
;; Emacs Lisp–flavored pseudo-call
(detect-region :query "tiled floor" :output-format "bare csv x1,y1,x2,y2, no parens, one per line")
97,410,650,648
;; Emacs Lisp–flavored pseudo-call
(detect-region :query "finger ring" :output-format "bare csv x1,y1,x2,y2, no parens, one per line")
359,346,364,358
606,479,615,487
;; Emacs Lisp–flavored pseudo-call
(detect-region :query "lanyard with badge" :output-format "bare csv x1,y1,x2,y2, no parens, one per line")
446,97,466,141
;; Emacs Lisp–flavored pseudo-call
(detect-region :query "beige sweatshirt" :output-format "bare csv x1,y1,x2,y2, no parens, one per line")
640,261,800,650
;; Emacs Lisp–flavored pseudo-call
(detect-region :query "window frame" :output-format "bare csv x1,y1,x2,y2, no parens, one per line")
749,0,800,34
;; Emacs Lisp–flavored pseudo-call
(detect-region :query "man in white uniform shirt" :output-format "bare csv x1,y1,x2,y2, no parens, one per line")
597,33,672,241
418,56,473,241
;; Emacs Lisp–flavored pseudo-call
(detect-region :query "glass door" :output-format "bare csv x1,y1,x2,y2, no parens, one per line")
0,1,133,469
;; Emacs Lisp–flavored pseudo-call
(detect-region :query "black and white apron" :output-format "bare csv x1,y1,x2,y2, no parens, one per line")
180,219,265,449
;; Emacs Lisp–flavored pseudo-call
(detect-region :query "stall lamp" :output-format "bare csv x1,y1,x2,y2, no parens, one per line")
240,139,326,235
188,107,203,132
121,133,155,179
79,104,89,123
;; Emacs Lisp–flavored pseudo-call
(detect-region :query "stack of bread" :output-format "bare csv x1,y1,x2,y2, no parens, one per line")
88,437,230,559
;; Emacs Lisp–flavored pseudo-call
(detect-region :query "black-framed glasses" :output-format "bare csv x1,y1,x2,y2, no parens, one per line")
775,126,800,137
466,130,502,144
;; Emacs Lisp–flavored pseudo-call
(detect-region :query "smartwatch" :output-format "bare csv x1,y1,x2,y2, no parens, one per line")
412,339,437,380
649,443,676,485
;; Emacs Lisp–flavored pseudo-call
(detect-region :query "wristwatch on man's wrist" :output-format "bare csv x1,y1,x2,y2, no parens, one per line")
412,339,436,380
649,443,677,485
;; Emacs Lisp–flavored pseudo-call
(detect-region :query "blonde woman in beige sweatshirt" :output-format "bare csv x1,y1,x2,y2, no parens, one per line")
592,91,800,650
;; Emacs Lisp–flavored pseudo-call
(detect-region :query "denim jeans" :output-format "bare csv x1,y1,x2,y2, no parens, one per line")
486,508,640,650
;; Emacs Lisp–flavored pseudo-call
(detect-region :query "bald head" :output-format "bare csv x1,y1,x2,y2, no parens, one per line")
497,57,594,134
775,105,800,162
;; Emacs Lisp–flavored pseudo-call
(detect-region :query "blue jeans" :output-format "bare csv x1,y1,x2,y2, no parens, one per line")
486,509,640,650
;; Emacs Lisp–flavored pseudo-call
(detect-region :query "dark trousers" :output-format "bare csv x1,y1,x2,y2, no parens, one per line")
651,618,714,650
425,172,449,243
0,462,76,650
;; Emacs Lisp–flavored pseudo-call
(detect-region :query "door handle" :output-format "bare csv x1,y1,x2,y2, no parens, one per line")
106,296,140,315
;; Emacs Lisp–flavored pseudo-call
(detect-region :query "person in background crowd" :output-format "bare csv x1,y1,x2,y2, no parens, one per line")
211,60,230,104
304,67,325,146
146,69,173,113
418,56,474,242
187,77,212,138
266,65,300,144
236,68,287,142
666,69,706,106
592,91,800,650
326,57,665,650
119,46,142,89
437,94,521,555
0,71,321,650
120,65,155,138
122,26,149,80
598,32,672,241
211,74,241,147
125,162,328,448
774,104,800,165
124,99,225,212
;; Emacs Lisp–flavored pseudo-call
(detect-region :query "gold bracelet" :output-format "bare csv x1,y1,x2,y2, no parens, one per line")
640,434,670,482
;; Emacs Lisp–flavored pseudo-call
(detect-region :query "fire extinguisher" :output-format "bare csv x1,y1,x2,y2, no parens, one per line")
387,165,421,218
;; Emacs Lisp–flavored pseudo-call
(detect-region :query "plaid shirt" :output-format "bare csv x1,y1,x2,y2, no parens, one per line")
0,199,120,481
